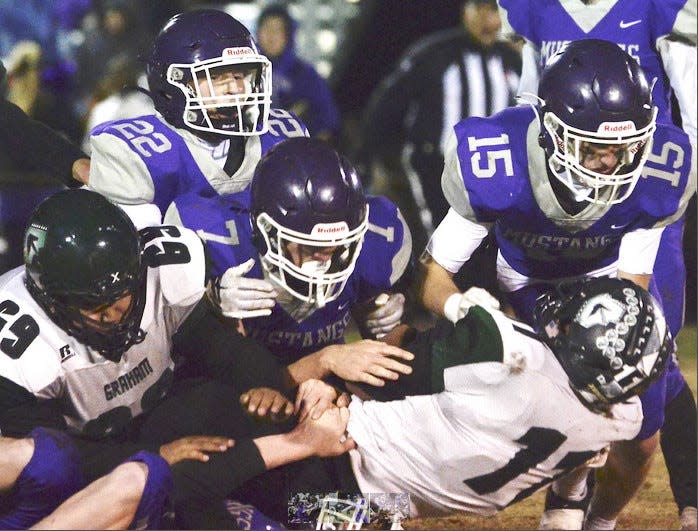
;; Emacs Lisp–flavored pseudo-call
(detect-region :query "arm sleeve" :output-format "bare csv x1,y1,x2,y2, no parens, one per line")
169,438,268,507
172,298,287,393
657,37,697,144
517,40,542,98
426,208,490,273
617,227,665,275
0,98,85,188
0,375,67,437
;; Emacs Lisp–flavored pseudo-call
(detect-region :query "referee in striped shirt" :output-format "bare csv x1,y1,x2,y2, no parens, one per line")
359,0,521,248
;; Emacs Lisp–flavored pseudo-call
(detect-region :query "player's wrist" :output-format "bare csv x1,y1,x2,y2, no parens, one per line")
318,345,339,374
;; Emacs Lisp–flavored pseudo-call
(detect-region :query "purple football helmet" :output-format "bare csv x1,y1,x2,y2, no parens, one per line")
251,138,369,307
146,9,272,137
534,277,671,410
538,39,657,205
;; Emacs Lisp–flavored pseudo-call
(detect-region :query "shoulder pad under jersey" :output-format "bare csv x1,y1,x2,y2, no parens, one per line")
353,196,413,295
139,225,206,307
441,106,537,222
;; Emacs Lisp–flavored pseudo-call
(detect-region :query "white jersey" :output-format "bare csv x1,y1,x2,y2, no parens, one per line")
0,226,205,438
347,307,642,517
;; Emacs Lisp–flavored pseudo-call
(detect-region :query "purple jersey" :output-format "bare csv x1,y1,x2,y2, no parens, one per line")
87,109,309,216
167,193,412,362
498,0,694,125
442,105,695,279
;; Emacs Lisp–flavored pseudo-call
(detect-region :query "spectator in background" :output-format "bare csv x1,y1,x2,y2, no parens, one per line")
356,0,520,251
2,41,81,143
256,3,340,143
0,45,84,274
81,53,154,154
74,0,149,120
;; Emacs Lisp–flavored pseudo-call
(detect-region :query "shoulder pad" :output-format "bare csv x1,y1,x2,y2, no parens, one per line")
635,123,695,220
443,107,535,221
139,225,206,307
354,196,413,293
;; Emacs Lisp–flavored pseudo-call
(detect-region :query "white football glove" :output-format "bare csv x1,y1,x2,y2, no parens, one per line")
443,287,500,323
363,292,406,338
209,258,277,319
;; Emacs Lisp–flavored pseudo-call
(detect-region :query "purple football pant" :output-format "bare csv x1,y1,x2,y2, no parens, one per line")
653,217,686,338
0,428,85,529
123,451,172,530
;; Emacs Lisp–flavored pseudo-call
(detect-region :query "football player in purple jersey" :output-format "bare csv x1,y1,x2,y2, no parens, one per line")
418,39,695,530
166,137,415,405
80,9,310,227
497,2,697,527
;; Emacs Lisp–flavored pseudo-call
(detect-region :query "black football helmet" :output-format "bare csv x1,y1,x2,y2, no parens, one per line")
533,277,671,409
251,137,369,307
24,189,147,361
146,9,272,137
538,39,656,205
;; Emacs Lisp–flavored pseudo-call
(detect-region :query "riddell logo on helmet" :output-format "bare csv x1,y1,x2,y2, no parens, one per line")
597,121,636,135
311,222,349,237
222,47,255,58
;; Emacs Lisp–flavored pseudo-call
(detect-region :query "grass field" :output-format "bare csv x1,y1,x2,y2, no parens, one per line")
403,325,697,530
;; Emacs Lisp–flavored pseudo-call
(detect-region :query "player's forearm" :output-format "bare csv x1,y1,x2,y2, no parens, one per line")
416,254,459,316
254,431,316,470
285,348,335,388
0,98,86,187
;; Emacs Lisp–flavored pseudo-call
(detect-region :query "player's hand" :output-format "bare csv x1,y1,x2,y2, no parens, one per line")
71,158,90,184
209,258,277,319
362,293,406,339
292,406,355,457
159,436,234,465
322,340,414,386
240,387,294,422
294,379,351,423
443,286,500,323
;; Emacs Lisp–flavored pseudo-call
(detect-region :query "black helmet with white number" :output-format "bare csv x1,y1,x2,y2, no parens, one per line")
24,189,147,361
533,277,671,409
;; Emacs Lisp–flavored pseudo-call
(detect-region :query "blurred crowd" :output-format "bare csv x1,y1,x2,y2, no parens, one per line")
0,0,210,149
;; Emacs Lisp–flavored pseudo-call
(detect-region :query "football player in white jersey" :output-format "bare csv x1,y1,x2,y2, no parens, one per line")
205,277,670,525
418,39,695,530
0,189,354,529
